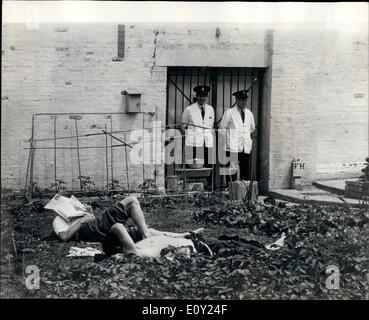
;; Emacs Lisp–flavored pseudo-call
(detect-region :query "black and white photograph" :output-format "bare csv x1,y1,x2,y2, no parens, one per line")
1,0,368,307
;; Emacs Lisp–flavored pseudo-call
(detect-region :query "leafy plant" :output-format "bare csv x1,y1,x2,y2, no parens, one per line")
106,180,123,191
138,178,159,196
78,176,95,191
9,195,369,299
29,182,44,198
360,157,369,181
359,157,369,209
49,179,66,193
138,178,158,191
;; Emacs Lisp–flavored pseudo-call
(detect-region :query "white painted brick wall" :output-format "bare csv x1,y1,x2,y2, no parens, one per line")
1,23,167,191
1,23,368,191
269,28,368,189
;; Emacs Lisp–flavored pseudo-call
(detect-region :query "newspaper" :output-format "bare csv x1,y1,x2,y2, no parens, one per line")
44,194,89,222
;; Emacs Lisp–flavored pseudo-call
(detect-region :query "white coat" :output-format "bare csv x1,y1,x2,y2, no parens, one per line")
181,103,214,147
219,107,255,153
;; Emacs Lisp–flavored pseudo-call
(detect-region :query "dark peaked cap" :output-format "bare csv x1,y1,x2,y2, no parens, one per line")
232,89,249,99
194,85,211,96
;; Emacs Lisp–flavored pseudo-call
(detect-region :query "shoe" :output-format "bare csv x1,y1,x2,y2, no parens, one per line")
191,236,213,257
196,240,213,257
94,253,108,262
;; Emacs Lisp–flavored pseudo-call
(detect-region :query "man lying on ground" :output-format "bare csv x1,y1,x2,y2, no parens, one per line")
101,223,209,258
51,195,211,257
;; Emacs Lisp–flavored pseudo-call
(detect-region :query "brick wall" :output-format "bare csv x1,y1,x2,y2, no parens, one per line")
1,23,169,191
269,28,368,189
155,24,268,67
1,23,368,191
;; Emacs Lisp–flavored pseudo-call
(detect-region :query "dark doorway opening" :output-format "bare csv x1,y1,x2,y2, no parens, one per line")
165,66,265,190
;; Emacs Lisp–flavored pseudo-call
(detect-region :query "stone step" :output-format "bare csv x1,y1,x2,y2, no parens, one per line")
312,181,345,196
268,187,363,208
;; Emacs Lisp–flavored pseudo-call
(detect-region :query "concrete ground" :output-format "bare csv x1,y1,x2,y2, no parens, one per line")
269,179,366,208
312,178,358,195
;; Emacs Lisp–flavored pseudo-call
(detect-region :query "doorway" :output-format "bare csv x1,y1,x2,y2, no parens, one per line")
165,66,264,190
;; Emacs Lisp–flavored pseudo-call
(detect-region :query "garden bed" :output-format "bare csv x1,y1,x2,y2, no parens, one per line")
1,193,368,299
345,181,369,199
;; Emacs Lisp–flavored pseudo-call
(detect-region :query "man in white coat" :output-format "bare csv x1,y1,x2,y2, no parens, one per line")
181,85,215,169
219,89,256,181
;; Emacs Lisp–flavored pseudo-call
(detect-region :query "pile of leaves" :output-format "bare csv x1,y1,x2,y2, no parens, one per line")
2,196,369,299
23,252,264,299
193,202,369,298
1,205,18,298
140,192,227,211
360,157,369,181
194,202,369,235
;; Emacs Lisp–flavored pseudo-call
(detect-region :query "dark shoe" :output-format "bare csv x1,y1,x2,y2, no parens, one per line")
188,232,213,257
196,240,213,257
94,253,109,262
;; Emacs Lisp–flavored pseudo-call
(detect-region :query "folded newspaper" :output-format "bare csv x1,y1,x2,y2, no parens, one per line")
44,194,89,222
67,246,102,257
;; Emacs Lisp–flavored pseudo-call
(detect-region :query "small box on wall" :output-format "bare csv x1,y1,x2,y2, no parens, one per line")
121,90,141,113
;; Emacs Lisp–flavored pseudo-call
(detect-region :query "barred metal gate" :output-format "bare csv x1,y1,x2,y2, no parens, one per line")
166,67,264,189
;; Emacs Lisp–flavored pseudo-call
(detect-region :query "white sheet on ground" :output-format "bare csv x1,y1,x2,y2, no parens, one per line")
134,235,196,258
45,194,89,222
265,233,286,251
67,246,102,257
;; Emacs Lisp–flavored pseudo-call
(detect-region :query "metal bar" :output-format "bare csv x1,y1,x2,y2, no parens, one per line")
53,116,57,185
24,145,131,150
105,123,109,189
102,130,133,148
154,109,158,185
24,143,31,192
207,68,211,105
29,133,102,143
182,138,186,193
27,130,246,150
169,78,192,105
251,69,260,181
110,115,114,185
165,69,170,186
256,70,264,183
237,68,240,91
29,115,35,197
222,70,226,189
74,120,82,190
28,127,246,151
28,122,185,143
142,113,145,185
230,68,233,108
24,136,216,150
248,70,252,111
244,68,247,90
174,69,177,127
222,69,225,114
166,69,170,128
174,69,178,179
250,69,253,180
211,163,214,192
210,68,217,191
181,122,213,130
34,112,129,116
124,132,130,191
230,165,235,201
247,74,257,91
182,71,186,192
250,69,254,113
182,70,185,114
189,69,193,102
